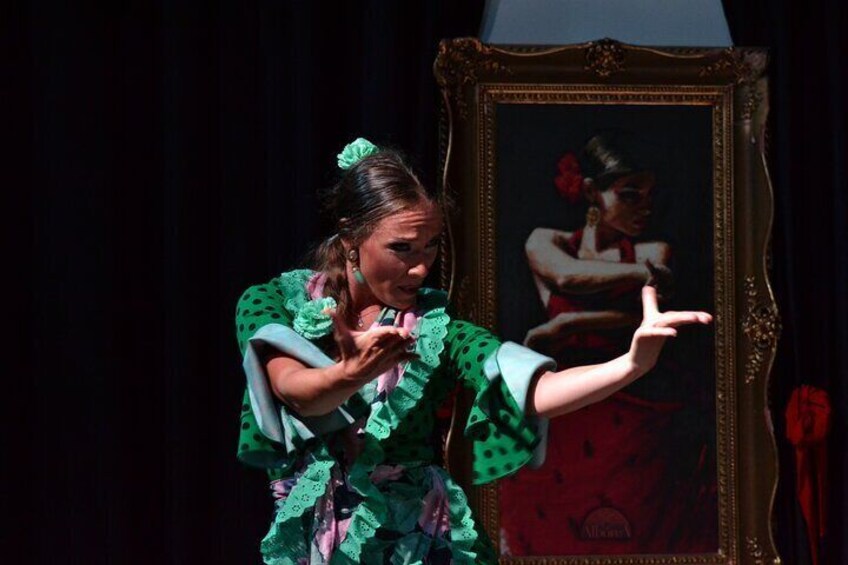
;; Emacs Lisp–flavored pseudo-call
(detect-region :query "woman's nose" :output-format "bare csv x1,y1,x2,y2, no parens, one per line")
409,261,429,278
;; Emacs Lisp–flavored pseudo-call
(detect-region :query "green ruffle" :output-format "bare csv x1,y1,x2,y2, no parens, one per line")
331,289,480,564
278,269,316,313
441,320,545,487
464,375,541,486
441,467,480,563
261,447,336,564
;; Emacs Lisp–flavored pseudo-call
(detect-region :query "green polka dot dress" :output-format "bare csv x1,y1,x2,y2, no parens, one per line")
235,270,555,564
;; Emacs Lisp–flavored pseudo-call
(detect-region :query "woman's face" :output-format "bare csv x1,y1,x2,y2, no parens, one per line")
597,172,655,237
354,199,443,310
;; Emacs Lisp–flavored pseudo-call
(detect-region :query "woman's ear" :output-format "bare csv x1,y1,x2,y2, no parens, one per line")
338,218,352,252
583,177,599,205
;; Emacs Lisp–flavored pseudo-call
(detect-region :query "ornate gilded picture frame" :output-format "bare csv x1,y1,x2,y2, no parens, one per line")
435,39,780,564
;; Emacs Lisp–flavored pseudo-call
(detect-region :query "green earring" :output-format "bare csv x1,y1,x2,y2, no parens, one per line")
348,249,366,285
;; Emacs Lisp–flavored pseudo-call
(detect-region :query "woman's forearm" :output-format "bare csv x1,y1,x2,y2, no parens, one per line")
267,324,415,418
267,360,364,417
526,354,643,419
526,228,649,294
537,310,641,339
524,311,640,358
553,261,648,294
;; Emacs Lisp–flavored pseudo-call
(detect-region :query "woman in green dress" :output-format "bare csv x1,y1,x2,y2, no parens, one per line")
234,138,713,564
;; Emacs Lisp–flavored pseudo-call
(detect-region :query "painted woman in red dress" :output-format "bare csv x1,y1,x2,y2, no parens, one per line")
498,134,717,556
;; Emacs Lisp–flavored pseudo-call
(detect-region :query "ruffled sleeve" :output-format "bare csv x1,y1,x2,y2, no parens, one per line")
444,320,556,485
234,272,369,472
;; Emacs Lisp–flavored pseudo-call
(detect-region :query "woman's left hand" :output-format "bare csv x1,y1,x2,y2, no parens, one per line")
628,285,712,375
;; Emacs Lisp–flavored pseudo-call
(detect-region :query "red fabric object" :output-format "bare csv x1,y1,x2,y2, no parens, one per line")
555,153,584,203
499,391,717,555
785,385,831,565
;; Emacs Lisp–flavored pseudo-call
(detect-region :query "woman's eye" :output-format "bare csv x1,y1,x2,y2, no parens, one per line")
389,239,440,253
617,191,640,204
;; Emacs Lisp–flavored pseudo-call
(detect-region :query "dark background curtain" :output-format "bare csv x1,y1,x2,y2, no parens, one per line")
13,1,845,563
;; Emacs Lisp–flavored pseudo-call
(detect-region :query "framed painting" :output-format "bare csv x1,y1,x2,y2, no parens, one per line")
435,39,780,564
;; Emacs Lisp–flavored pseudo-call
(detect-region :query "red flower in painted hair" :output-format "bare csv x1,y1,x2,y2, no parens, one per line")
555,152,583,203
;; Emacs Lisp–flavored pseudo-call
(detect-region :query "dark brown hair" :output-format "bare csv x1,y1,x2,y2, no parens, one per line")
579,132,650,192
305,147,439,323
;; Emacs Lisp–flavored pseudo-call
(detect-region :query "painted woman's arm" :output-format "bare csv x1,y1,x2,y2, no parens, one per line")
525,227,649,294
523,310,643,354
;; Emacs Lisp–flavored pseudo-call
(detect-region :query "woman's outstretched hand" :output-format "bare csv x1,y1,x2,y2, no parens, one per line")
628,285,712,376
330,311,418,385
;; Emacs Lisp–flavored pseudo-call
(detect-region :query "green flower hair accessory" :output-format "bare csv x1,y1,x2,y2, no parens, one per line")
337,137,380,170
293,296,337,340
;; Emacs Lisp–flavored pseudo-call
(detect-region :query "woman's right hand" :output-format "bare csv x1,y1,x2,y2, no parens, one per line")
331,311,418,385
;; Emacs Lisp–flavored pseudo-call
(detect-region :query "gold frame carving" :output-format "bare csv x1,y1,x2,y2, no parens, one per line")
435,38,780,564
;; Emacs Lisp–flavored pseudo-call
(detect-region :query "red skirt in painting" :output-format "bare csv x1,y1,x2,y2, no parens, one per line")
499,389,717,555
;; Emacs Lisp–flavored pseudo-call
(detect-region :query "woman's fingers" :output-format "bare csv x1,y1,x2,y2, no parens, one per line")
641,285,660,318
362,336,418,377
640,279,714,328
361,328,413,359
369,325,410,342
334,313,409,350
351,325,407,348
382,348,420,369
653,311,713,328
640,326,678,338
365,328,411,356
333,316,418,383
